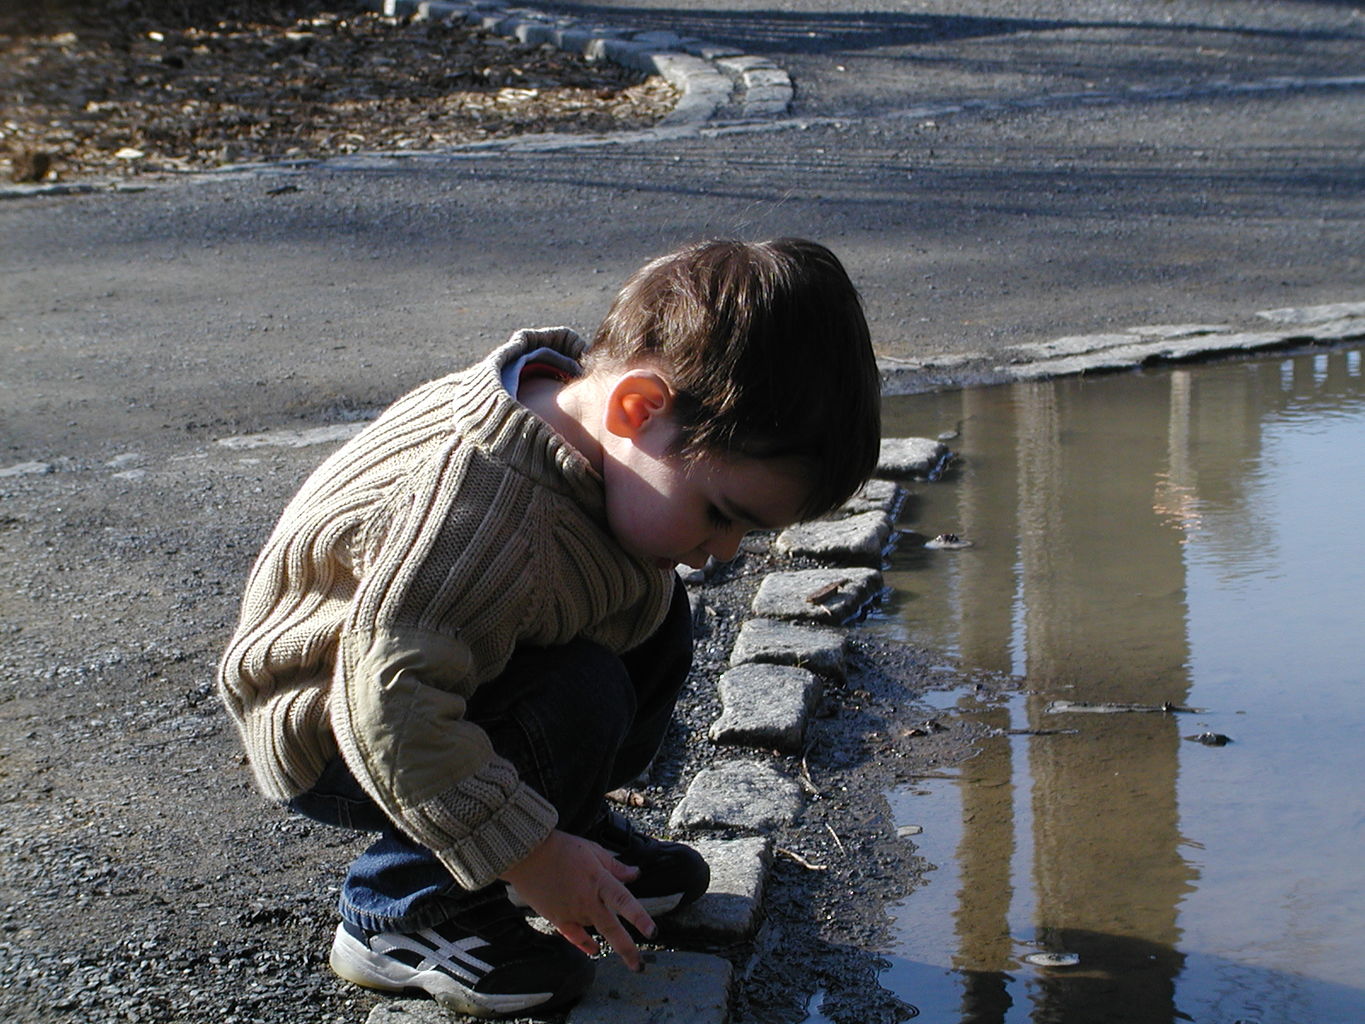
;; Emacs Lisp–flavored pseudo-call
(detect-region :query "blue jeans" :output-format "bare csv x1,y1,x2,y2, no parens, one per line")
288,578,693,932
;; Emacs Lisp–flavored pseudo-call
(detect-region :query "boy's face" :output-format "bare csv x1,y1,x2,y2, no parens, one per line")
603,424,811,570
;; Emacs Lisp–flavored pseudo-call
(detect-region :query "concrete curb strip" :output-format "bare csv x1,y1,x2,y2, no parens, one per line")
880,308,1365,395
378,0,792,125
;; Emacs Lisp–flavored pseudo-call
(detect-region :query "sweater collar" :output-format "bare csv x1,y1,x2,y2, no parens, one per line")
454,327,606,513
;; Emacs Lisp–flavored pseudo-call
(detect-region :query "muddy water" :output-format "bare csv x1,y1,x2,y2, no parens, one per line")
861,348,1365,1023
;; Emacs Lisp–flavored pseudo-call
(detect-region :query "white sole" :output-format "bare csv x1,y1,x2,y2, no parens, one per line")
328,923,554,1018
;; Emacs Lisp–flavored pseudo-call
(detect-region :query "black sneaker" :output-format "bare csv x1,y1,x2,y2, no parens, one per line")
581,808,710,916
328,892,594,1018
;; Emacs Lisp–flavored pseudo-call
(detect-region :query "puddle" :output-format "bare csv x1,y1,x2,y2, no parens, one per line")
854,347,1365,1023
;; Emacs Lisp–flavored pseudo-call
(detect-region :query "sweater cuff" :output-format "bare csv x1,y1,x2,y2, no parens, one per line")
415,774,559,890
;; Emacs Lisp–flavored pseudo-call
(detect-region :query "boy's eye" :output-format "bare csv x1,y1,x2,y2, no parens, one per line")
707,505,733,529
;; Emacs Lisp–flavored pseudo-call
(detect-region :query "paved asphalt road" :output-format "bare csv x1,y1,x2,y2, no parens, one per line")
2,0,1362,465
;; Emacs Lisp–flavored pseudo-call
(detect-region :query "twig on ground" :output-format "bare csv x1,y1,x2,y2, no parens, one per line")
776,847,828,871
806,578,851,604
825,824,846,856
797,743,821,796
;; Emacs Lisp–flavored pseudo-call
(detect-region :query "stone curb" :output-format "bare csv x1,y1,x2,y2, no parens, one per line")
877,437,951,480
751,567,884,625
660,836,773,943
774,510,894,567
652,474,932,1022
728,617,848,677
365,951,732,1024
375,0,793,124
565,951,732,1024
879,307,1365,395
670,761,807,832
708,664,823,754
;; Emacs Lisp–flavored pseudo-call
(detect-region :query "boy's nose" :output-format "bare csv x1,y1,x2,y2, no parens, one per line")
707,529,745,563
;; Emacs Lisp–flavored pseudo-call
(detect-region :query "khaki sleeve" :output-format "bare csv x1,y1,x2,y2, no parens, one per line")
332,627,558,890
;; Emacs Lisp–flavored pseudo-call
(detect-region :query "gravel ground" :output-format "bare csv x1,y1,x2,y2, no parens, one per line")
0,427,991,1023
1,4,992,1021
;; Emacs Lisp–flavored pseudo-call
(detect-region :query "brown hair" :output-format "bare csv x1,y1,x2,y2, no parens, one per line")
590,238,881,519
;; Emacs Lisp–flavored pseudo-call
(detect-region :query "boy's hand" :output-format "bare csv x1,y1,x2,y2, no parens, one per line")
499,829,656,971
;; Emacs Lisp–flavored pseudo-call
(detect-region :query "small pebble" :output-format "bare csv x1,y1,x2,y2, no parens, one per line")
925,533,972,550
1024,951,1080,967
1185,732,1233,746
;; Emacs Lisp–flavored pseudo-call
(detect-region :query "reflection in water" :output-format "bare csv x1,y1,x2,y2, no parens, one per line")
869,348,1365,1024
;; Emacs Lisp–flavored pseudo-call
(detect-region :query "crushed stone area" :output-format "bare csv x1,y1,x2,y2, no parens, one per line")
0,437,999,1024
1,0,676,184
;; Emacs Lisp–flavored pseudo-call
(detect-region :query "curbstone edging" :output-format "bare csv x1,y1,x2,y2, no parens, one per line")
661,836,773,942
751,567,884,625
670,761,806,832
878,437,951,480
729,617,848,677
709,663,823,754
774,510,895,567
565,952,733,1024
373,0,792,125
876,310,1365,396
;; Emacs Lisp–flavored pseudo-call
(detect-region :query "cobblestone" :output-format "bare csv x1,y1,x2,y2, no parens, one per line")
728,618,847,677
660,837,772,943
877,437,951,479
670,762,805,832
751,567,884,625
774,510,893,566
709,663,822,754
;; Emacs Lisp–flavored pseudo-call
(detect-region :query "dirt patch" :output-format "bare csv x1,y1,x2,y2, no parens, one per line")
1,0,676,184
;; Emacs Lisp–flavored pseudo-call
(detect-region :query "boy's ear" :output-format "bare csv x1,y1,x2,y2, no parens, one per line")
604,370,673,440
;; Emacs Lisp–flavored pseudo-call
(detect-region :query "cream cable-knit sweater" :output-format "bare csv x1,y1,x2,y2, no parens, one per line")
218,328,673,890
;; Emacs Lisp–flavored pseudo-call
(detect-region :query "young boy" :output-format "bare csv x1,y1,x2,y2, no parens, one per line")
217,238,882,1017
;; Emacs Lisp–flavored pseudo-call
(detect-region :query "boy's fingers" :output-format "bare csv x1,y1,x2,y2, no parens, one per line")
607,886,656,941
592,901,642,972
556,921,601,958
604,856,641,883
